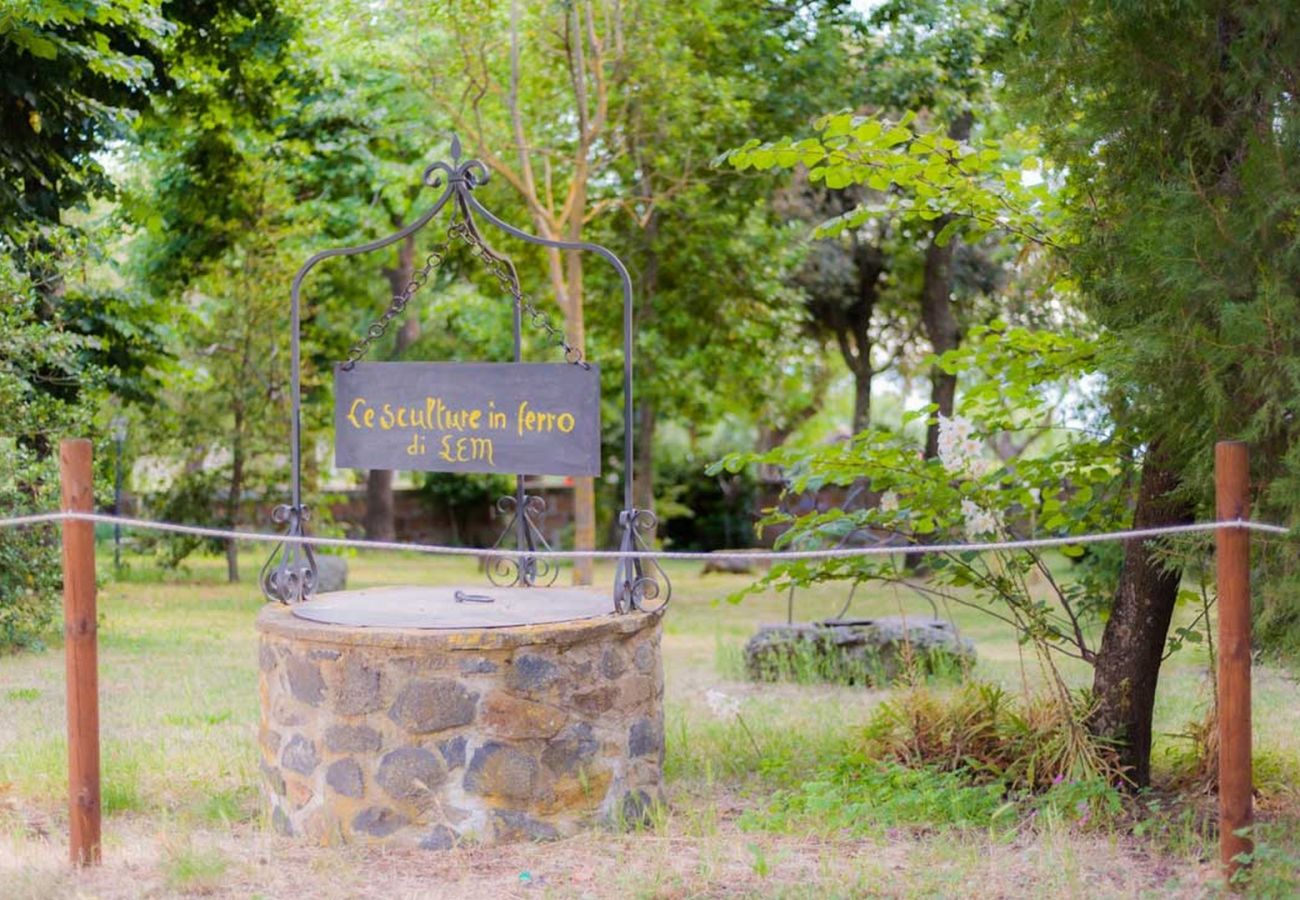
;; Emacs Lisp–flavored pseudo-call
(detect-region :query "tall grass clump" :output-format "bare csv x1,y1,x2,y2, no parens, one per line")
865,681,1123,790
742,679,1126,838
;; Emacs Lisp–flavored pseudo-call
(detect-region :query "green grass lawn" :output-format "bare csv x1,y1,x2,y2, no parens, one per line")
0,544,1297,897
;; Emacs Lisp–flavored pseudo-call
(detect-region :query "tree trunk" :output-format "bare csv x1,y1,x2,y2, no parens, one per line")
920,220,963,457
912,281,961,567
849,232,882,434
905,114,975,572
364,469,397,542
448,502,462,546
632,205,660,532
921,112,973,459
566,194,596,585
225,377,246,583
908,203,961,571
829,297,874,435
226,431,244,584
1091,441,1195,786
225,306,254,585
851,371,871,435
365,236,418,541
633,398,656,514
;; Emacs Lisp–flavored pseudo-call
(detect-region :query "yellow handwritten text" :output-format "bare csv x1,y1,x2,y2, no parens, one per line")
516,401,576,436
346,397,483,432
439,435,495,466
347,398,375,429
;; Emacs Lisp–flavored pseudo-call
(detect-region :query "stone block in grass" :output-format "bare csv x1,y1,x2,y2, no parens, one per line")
743,617,975,685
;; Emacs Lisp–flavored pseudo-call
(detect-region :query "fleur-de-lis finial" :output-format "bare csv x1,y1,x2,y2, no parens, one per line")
450,134,462,164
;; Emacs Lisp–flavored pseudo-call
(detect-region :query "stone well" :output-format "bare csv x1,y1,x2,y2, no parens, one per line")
256,586,664,848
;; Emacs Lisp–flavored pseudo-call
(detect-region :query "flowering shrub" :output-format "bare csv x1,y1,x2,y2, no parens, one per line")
711,324,1134,672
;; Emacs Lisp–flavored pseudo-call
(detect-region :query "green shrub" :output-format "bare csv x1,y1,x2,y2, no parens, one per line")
417,471,513,545
1254,572,1300,661
740,680,1127,839
0,441,60,650
139,468,229,569
1,235,122,649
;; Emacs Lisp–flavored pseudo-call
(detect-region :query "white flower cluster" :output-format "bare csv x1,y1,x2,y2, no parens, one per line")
705,689,741,719
960,498,999,539
936,414,984,474
879,491,900,513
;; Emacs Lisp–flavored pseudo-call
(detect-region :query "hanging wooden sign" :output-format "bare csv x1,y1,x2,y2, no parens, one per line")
334,362,601,476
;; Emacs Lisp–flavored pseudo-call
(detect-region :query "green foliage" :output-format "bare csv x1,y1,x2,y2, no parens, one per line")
417,471,512,546
129,0,301,291
720,0,1076,462
1001,3,1300,645
1255,574,1300,661
0,230,107,649
56,286,171,405
860,0,1004,114
126,2,379,571
726,111,1061,251
135,190,303,572
657,455,758,552
582,0,850,433
0,440,60,650
418,472,512,512
140,467,228,568
403,0,858,496
713,324,1130,668
1,1,300,595
0,0,167,228
1228,823,1300,896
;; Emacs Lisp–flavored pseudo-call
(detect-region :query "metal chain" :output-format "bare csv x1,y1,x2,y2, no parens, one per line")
342,210,589,370
449,221,591,369
340,216,459,371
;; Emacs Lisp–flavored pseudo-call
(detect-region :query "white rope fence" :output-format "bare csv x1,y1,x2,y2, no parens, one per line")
0,509,1290,562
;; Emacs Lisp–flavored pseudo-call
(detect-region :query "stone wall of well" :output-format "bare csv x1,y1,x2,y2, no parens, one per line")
256,605,664,848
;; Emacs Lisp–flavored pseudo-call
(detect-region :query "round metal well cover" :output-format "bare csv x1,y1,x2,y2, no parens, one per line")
290,585,613,629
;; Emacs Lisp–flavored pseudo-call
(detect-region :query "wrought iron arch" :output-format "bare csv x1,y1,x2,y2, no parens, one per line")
260,137,668,615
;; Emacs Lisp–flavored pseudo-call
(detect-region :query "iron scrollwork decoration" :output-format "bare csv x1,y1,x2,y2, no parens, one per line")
260,504,317,603
613,508,671,614
486,494,560,588
263,136,668,612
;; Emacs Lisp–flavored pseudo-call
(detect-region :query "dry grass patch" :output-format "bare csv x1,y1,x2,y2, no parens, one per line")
0,813,1218,899
0,549,1296,896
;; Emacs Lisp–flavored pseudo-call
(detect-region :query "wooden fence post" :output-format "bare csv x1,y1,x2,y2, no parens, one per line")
59,439,101,866
1215,440,1251,882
